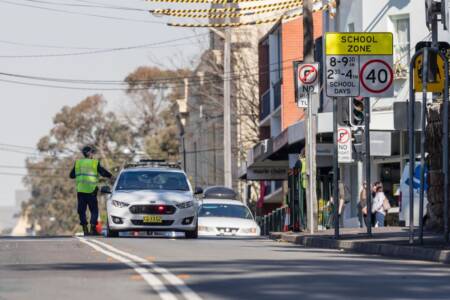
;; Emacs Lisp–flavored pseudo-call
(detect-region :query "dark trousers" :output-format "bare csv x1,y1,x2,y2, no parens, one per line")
77,192,98,226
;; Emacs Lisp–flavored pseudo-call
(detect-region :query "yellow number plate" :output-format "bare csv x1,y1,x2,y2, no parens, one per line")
143,216,163,223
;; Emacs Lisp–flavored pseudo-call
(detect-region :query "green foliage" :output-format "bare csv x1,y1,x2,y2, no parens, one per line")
24,95,134,235
23,67,191,235
124,66,191,161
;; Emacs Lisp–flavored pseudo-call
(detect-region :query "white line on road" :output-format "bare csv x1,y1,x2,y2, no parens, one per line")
78,237,177,300
88,238,202,300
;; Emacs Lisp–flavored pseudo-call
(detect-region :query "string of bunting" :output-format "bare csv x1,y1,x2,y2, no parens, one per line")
152,2,304,18
147,0,266,4
167,1,332,27
150,0,302,14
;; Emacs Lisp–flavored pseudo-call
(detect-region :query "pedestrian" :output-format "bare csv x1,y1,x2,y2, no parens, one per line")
372,185,387,227
358,181,368,228
369,181,382,227
328,180,348,228
70,145,113,236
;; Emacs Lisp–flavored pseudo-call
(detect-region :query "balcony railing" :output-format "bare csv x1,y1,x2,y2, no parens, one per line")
273,80,281,110
260,90,271,121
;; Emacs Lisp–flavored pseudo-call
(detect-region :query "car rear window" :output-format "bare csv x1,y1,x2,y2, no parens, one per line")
199,204,253,220
116,171,190,191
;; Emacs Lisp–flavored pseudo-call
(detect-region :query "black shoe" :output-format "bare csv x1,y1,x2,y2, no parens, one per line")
90,225,99,236
82,225,89,236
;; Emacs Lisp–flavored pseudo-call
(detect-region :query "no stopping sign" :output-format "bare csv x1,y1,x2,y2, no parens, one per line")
299,64,318,85
359,56,394,97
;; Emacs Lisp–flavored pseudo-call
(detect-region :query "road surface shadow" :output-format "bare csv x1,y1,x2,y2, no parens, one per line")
153,257,450,300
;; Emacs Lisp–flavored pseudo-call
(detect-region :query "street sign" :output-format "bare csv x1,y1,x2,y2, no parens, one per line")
295,62,319,108
325,32,394,98
414,53,446,92
360,56,394,96
337,127,352,163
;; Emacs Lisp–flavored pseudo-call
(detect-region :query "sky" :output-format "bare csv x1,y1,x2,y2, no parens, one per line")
0,0,208,206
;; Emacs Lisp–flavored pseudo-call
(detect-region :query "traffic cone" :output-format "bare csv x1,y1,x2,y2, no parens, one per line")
95,220,103,235
283,208,291,232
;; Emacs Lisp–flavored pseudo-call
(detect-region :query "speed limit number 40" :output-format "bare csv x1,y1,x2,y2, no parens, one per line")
359,56,394,97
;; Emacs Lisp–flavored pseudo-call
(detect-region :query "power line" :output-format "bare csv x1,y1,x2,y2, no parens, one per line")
0,39,100,50
0,142,36,150
0,33,208,58
0,0,165,24
17,0,148,12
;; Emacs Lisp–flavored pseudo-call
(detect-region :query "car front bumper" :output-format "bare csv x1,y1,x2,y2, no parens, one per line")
107,203,197,232
198,228,261,237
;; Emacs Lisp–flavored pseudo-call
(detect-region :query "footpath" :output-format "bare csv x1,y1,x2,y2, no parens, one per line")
270,227,450,264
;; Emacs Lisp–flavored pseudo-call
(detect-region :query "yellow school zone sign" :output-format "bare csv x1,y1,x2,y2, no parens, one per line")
326,33,393,55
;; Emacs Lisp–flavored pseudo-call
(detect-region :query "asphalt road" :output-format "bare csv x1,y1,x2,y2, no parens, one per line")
1,235,450,300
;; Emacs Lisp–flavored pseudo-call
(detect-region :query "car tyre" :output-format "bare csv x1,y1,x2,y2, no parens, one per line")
106,220,119,238
185,225,198,239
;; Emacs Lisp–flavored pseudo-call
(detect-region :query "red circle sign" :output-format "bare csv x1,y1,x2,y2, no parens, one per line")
338,128,350,143
298,64,318,85
359,59,393,94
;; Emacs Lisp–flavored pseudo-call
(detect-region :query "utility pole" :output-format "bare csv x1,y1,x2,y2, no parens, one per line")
303,0,318,233
223,1,233,188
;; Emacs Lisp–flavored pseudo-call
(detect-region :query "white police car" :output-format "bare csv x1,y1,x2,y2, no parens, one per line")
102,161,201,238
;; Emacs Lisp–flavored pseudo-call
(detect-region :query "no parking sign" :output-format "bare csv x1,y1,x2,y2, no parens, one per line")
337,127,352,163
295,62,319,108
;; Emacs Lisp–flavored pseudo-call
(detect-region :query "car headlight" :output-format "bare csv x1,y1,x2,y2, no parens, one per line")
240,227,257,234
111,200,129,208
198,225,215,232
176,201,194,209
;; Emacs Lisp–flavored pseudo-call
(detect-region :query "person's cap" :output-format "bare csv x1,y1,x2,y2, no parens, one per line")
82,145,96,156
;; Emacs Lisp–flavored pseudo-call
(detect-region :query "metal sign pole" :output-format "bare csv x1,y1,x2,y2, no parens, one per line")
307,90,314,234
408,49,423,244
364,97,372,235
419,47,429,245
333,97,339,239
442,52,449,243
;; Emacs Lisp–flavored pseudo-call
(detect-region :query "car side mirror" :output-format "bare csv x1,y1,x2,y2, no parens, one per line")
100,186,111,194
194,187,203,195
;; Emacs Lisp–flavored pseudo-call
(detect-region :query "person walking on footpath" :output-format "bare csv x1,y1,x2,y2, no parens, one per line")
372,185,388,227
358,181,369,228
70,145,113,236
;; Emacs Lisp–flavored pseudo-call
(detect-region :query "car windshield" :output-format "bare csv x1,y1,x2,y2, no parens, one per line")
116,171,190,191
198,204,253,220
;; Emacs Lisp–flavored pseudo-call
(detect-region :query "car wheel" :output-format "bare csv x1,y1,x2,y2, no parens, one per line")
185,226,198,239
106,221,119,238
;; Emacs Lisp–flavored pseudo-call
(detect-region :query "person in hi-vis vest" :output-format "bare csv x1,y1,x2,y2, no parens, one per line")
70,145,112,236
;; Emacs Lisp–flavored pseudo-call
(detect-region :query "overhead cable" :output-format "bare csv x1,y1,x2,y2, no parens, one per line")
0,33,208,58
0,0,165,24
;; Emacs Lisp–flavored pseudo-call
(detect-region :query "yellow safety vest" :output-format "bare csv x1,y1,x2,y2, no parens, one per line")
300,157,307,190
75,159,99,193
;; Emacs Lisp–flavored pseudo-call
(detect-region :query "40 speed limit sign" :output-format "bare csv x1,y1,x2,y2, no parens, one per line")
326,32,394,98
359,56,394,96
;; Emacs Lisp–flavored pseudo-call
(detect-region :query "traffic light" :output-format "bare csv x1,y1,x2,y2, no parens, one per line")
350,97,365,127
352,130,364,161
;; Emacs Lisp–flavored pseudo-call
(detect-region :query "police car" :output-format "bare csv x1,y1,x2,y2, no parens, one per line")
102,160,201,238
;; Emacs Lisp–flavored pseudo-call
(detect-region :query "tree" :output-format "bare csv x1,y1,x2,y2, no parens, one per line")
23,95,134,235
123,66,191,160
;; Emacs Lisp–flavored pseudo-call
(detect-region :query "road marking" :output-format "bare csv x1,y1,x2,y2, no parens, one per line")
88,238,202,300
78,237,177,300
